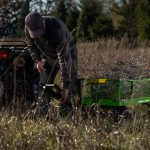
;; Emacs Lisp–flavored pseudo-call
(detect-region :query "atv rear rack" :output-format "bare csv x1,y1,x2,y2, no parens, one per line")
0,40,28,59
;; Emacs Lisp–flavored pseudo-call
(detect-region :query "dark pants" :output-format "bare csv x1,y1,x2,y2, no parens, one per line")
37,43,78,113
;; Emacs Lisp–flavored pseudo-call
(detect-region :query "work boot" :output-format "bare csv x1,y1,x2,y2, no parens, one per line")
60,98,73,117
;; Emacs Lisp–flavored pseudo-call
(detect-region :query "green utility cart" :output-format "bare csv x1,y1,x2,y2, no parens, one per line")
78,78,150,107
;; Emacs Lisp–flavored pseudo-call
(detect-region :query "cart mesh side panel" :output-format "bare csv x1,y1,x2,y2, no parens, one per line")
92,80,117,101
120,80,150,100
120,80,133,100
80,79,117,101
132,80,150,98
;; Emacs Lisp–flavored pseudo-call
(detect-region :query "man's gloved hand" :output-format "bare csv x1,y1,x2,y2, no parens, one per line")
60,88,69,105
36,61,45,73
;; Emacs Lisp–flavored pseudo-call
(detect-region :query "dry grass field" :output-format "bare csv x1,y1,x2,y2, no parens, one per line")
0,38,150,150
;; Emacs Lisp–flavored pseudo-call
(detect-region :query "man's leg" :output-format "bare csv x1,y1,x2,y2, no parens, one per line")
64,42,78,109
70,43,78,105
32,69,40,99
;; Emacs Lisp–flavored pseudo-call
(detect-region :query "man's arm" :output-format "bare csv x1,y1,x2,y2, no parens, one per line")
55,28,72,90
25,26,41,63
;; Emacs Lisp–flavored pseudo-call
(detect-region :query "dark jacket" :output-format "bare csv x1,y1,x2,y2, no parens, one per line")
25,16,76,89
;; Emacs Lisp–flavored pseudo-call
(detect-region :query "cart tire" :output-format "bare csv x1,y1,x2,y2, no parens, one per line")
113,106,134,122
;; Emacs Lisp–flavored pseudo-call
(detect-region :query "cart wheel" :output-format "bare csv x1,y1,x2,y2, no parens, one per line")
113,106,134,122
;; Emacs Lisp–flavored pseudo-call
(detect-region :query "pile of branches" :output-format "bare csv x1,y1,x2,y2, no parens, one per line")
78,39,150,79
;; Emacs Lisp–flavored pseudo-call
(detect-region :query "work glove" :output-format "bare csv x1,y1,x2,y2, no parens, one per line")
36,61,45,73
60,88,69,105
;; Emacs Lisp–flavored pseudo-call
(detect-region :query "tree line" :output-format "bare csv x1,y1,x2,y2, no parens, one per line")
1,0,150,42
